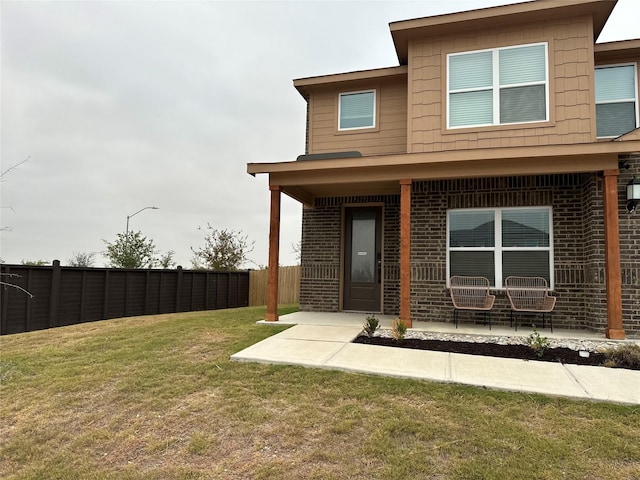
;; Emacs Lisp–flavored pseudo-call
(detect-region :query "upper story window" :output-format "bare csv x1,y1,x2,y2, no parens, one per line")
339,90,375,130
447,207,553,289
595,64,638,138
447,43,548,129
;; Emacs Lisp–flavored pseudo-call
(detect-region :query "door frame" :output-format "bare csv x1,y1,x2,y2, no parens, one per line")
340,202,384,313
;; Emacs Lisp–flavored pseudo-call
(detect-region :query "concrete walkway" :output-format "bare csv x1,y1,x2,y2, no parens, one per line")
231,313,640,405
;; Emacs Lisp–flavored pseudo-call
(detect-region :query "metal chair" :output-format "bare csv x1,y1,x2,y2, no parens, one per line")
505,276,556,332
449,276,495,329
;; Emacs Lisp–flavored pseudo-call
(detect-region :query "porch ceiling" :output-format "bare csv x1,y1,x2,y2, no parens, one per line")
248,140,640,206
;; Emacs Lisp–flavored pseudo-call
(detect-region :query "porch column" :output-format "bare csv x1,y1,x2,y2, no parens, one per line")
400,179,412,328
266,185,281,322
602,170,625,339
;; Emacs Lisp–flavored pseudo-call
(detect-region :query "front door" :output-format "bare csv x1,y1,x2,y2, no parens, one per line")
343,206,382,311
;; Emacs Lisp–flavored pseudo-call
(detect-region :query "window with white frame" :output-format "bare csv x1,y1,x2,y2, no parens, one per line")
447,43,548,128
447,207,553,289
595,64,638,138
339,90,375,130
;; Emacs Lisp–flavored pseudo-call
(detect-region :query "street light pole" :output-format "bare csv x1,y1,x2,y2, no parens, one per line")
126,206,159,234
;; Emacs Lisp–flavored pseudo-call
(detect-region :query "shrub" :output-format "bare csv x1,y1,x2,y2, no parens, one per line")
390,318,407,343
362,315,380,338
603,344,640,369
526,326,550,358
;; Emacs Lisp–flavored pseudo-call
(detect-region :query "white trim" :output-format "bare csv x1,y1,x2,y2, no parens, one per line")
338,89,376,131
447,42,549,129
446,206,554,289
595,62,639,139
493,50,500,126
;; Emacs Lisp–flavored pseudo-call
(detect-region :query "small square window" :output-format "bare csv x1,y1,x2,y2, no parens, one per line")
339,90,375,130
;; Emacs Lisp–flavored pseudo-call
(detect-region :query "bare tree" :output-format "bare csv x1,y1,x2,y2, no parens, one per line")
1,156,34,297
1,156,30,232
21,259,48,266
291,241,302,264
158,250,176,269
0,273,33,298
1,156,30,180
68,252,96,267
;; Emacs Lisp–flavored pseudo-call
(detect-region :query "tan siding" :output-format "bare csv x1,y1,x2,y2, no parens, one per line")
301,14,634,160
308,78,408,156
307,94,315,153
409,15,597,153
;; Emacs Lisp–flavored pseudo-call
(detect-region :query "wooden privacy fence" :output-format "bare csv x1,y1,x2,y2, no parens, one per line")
249,266,300,306
0,261,249,335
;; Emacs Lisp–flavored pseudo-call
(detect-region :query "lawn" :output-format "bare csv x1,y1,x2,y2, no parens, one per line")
1,305,638,479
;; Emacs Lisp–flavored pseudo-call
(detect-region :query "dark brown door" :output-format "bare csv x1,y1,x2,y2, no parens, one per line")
343,206,382,311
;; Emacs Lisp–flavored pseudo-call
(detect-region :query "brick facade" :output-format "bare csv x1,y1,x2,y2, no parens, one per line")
300,196,400,315
300,201,342,312
300,164,639,337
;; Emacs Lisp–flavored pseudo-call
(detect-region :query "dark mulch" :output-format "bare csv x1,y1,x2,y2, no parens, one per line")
353,335,610,367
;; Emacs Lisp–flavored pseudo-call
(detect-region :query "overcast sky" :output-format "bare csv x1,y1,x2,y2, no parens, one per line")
2,0,638,268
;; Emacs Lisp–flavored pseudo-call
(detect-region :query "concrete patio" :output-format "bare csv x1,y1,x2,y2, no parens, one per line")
256,311,615,341
231,312,640,405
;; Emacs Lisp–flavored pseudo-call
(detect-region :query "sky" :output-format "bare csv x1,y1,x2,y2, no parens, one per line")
2,0,639,269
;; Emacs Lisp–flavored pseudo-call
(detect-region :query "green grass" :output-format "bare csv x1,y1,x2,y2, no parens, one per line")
1,305,639,479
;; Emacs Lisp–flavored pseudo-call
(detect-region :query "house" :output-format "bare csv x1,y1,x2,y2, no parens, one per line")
247,0,640,339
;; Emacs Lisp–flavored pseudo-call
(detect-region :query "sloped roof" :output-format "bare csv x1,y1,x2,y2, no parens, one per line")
390,0,617,64
293,66,408,99
614,128,640,143
595,38,640,62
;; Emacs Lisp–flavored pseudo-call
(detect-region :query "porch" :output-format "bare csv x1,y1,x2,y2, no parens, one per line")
260,311,612,343
249,143,640,340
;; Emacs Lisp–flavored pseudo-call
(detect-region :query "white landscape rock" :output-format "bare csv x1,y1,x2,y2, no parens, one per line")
371,329,629,353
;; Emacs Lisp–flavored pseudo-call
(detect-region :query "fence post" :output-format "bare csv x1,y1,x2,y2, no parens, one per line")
26,269,33,331
190,271,196,310
204,272,210,310
1,265,10,334
80,270,87,323
49,260,62,328
243,271,249,307
124,271,130,317
144,270,151,315
175,266,183,312
212,273,219,309
158,271,164,313
103,269,110,320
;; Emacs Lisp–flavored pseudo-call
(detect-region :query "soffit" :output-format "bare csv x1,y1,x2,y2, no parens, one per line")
390,0,617,64
293,66,408,99
248,140,640,206
595,39,640,62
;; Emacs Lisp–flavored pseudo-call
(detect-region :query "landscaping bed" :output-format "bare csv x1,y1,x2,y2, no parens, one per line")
353,334,640,370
